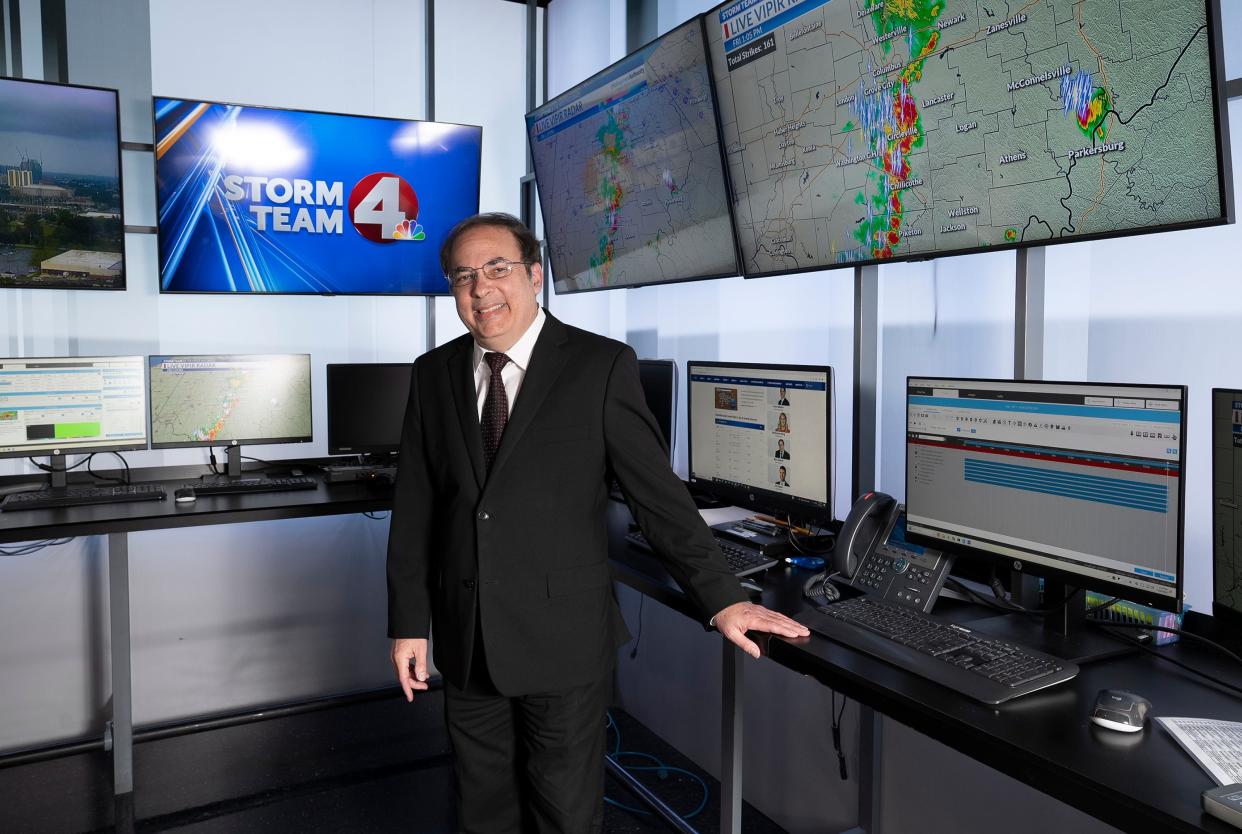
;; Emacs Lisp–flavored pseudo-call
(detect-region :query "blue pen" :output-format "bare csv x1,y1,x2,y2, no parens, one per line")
785,555,825,570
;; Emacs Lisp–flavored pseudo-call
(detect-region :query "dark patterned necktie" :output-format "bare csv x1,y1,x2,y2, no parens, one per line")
481,352,512,471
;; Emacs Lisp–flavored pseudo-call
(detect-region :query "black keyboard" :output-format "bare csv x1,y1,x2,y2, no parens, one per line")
796,596,1078,704
1,483,166,511
187,476,318,497
625,530,778,578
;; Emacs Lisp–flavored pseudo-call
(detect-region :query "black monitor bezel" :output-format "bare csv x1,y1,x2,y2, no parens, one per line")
637,358,677,461
0,355,149,459
524,15,743,295
1211,387,1242,627
150,95,482,297
701,0,1234,281
903,375,1187,613
686,360,834,528
325,361,413,456
0,74,126,292
147,353,314,450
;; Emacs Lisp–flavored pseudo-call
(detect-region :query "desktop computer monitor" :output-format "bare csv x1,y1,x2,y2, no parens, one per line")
905,378,1185,636
687,361,834,528
0,355,148,485
637,359,676,464
148,354,312,477
326,363,412,457
1212,388,1242,632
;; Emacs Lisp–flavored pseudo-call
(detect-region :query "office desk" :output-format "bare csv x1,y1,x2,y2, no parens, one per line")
606,501,1242,834
0,466,392,795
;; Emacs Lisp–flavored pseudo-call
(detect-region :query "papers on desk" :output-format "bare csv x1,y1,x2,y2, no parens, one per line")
1157,717,1242,786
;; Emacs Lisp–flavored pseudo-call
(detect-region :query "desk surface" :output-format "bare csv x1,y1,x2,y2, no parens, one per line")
0,465,391,544
606,501,1242,834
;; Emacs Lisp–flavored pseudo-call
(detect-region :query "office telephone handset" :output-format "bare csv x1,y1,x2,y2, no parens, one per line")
807,492,955,614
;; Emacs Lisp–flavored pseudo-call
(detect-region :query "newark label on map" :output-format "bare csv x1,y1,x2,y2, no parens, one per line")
707,0,1227,275
149,355,312,445
528,18,738,292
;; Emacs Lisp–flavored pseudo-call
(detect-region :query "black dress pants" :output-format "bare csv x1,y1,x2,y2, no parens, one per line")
444,620,608,834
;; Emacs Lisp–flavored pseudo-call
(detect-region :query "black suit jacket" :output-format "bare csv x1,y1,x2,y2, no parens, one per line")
387,313,746,695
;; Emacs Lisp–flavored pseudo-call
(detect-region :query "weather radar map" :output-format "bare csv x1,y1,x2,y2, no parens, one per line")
706,0,1228,276
149,355,312,446
527,18,739,293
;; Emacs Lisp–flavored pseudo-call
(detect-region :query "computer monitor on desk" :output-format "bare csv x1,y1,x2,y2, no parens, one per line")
148,354,312,478
637,359,676,464
0,355,148,487
687,361,834,539
326,363,412,459
1212,389,1242,638
904,377,1186,660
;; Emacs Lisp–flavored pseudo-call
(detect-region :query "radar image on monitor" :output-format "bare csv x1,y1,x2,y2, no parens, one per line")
706,0,1228,275
149,355,311,445
527,18,739,293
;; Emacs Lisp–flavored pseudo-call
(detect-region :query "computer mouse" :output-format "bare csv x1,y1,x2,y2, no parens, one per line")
174,487,197,503
1091,689,1151,733
739,578,763,595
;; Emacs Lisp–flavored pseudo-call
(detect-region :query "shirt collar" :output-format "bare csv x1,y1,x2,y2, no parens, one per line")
473,306,546,373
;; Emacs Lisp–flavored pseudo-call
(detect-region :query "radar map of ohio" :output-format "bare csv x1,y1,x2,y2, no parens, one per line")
708,0,1224,274
149,357,311,445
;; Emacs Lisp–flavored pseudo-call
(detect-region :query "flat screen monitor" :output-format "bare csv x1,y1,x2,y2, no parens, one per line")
637,359,676,461
526,17,740,293
1212,388,1242,627
0,77,124,290
687,361,833,527
148,354,312,453
326,362,412,457
0,355,147,458
904,377,1186,613
704,0,1233,278
153,97,482,295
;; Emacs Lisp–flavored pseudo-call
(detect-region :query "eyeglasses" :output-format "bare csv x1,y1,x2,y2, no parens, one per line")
447,258,532,289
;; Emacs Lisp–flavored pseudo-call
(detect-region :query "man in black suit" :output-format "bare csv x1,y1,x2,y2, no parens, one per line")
775,465,790,487
776,385,790,406
774,438,790,460
387,213,808,833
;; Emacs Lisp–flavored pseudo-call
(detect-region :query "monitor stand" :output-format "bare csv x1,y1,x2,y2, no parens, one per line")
968,579,1135,664
206,445,263,482
47,453,69,490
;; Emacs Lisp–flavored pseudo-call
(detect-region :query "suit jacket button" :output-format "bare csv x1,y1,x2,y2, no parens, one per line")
477,511,490,521
462,579,476,589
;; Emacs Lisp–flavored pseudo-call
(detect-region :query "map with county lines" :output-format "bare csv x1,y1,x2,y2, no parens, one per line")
528,17,738,292
707,0,1229,276
149,355,311,445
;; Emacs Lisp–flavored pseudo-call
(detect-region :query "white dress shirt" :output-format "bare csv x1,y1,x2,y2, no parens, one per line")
473,306,546,420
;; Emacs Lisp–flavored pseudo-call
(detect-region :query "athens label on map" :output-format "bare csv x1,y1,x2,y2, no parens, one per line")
706,0,1227,276
527,18,738,293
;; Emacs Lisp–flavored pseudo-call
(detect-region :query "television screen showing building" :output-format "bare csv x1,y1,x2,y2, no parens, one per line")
0,77,124,291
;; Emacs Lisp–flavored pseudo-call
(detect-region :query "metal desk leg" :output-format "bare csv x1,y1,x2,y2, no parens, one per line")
858,705,882,833
721,642,743,834
107,532,133,795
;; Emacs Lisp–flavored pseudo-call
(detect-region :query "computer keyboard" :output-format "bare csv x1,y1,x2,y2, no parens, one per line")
1,483,167,511
796,595,1079,704
187,476,318,497
625,530,778,577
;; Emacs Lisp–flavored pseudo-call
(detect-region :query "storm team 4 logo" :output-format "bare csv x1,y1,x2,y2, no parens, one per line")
349,172,425,242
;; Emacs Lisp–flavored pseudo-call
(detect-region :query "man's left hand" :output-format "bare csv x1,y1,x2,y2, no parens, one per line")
712,602,810,658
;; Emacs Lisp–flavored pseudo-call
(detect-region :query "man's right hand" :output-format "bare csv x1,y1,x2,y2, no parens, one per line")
391,637,430,702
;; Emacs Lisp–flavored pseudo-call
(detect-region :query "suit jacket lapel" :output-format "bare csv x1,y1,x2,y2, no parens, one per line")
485,313,569,481
448,339,486,489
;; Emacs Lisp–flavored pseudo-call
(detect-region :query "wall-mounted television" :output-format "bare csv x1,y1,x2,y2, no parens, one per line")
153,98,482,295
704,0,1233,278
0,76,124,291
526,17,740,293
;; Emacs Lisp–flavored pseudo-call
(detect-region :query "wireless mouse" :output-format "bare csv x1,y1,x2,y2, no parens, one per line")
174,487,197,503
1091,689,1151,733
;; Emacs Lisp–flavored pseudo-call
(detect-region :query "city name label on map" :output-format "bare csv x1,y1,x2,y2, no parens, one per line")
1009,65,1071,92
1069,141,1126,161
923,91,954,108
958,121,977,133
948,206,979,218
999,151,1028,164
867,26,907,48
941,223,967,233
937,13,966,30
987,12,1026,36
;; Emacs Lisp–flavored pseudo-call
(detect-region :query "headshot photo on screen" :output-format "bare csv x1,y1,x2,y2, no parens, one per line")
773,385,790,406
774,412,790,433
773,464,790,488
773,438,790,460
